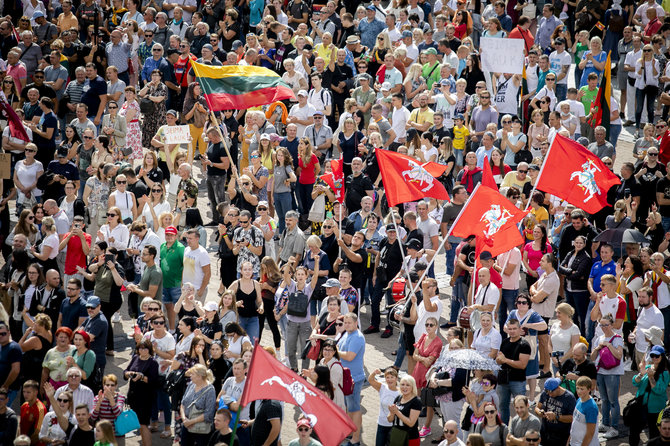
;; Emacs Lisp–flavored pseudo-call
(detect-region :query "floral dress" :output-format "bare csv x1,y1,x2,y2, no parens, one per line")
141,82,168,150
85,176,111,230
120,100,143,161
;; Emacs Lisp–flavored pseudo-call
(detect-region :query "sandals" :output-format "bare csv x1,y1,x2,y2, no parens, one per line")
160,431,172,439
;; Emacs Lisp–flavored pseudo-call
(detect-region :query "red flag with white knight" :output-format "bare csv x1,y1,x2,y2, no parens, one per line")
450,185,527,257
239,345,355,446
320,157,345,203
536,134,621,214
376,149,449,207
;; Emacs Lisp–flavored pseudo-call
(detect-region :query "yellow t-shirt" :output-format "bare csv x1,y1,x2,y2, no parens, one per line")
525,206,549,240
452,125,469,151
315,43,333,65
409,108,435,128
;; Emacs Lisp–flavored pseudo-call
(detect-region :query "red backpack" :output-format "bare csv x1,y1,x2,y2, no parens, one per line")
331,361,354,396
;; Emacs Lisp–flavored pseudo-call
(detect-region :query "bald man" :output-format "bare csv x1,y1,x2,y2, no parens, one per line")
437,420,465,446
471,267,501,315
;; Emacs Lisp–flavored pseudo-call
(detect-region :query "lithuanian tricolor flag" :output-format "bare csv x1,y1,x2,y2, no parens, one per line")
591,51,611,138
190,61,295,111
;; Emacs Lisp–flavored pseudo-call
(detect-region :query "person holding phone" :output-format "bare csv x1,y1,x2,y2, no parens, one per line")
59,216,92,286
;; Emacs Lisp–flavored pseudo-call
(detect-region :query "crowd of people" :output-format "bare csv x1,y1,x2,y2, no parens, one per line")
2,0,670,445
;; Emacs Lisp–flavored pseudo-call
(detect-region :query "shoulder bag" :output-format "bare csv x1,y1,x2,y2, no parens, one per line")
598,335,621,370
389,396,410,446
287,289,309,317
186,386,212,434
114,406,141,436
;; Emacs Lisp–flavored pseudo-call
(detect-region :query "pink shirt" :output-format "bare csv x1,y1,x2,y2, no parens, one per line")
7,62,27,95
524,242,552,272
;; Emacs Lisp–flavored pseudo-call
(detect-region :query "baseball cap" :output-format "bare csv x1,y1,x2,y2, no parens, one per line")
166,109,178,117
297,89,308,97
440,79,450,86
32,10,45,19
381,81,391,91
231,40,243,50
366,5,376,10
554,37,566,46
297,418,312,429
204,301,218,312
165,226,178,235
260,133,270,141
454,113,465,121
202,43,214,51
480,250,493,261
303,44,313,51
86,296,101,308
651,345,666,356
529,164,541,171
424,47,438,55
323,278,341,288
544,378,561,391
385,224,397,232
402,30,413,38
407,239,422,250
57,146,68,158
313,110,324,116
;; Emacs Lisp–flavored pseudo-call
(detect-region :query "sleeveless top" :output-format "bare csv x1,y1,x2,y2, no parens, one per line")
111,190,133,220
494,76,521,115
236,284,258,318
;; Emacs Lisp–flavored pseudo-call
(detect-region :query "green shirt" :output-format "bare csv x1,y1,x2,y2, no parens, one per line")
160,240,185,288
352,87,376,123
139,263,163,301
422,61,441,89
579,86,598,114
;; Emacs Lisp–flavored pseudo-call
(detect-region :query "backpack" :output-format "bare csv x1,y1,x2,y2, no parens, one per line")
331,361,354,395
608,12,625,33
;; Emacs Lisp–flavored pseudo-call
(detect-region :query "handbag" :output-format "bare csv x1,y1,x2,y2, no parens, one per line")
187,388,212,435
389,426,409,446
287,290,309,317
623,382,651,427
307,339,321,360
308,193,326,223
598,335,621,370
114,408,141,436
140,97,155,114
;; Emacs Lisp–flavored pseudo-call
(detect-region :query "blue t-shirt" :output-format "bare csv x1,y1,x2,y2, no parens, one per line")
35,112,58,153
81,76,108,118
579,51,607,88
0,341,22,390
589,260,617,292
507,309,544,336
337,330,366,382
59,296,88,330
249,0,264,26
279,138,300,169
570,398,599,446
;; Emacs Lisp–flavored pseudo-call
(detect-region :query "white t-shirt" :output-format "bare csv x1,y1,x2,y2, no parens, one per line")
378,383,401,427
645,269,670,309
14,159,43,203
2,126,33,154
550,321,580,354
593,333,625,375
635,305,664,352
472,327,502,358
549,50,572,85
182,245,211,289
566,99,586,119
594,295,626,339
533,86,557,110
414,295,443,339
42,233,59,259
307,87,331,114
391,106,410,142
474,282,500,313
289,103,317,137
141,201,172,228
144,330,176,374
417,216,439,249
401,43,419,63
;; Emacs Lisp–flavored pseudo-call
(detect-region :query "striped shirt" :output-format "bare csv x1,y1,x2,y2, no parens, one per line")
64,80,86,104
91,392,126,429
55,384,95,413
105,41,131,73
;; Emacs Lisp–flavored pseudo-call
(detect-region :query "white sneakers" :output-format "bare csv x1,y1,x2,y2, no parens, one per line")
112,312,121,323
598,424,608,433
601,428,619,439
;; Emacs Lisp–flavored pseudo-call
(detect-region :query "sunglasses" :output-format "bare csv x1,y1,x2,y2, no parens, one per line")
314,116,323,119
83,136,94,139
116,180,126,184
57,398,70,403
66,287,78,291
485,410,496,414
239,220,250,224
480,96,490,99
425,323,435,327
604,162,612,166
649,153,659,156
518,170,528,174
27,216,34,220
644,49,652,52
148,307,161,311
0,332,8,336
108,105,118,109
526,438,540,442
651,353,661,358
298,427,310,432
444,430,456,435
502,120,511,124
517,301,529,305
152,320,166,325
250,155,259,159
107,213,118,217
323,225,333,229
546,78,555,81
25,148,36,153
3,80,12,84
152,189,162,192
257,207,267,211
336,322,344,326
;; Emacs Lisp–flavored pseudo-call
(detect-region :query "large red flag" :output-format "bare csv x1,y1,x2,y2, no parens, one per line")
481,156,498,190
0,97,29,142
450,184,527,257
536,134,621,214
239,346,356,446
320,157,345,203
376,149,449,207
659,130,670,166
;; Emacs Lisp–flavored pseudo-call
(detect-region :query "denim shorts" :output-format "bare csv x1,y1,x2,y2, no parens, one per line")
344,379,364,412
162,287,181,304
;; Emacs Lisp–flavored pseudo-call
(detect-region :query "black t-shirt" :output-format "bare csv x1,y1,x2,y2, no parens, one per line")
206,142,228,176
538,390,576,440
430,125,451,142
135,166,164,185
250,400,282,446
344,173,374,212
328,63,354,98
339,247,366,289
128,179,149,205
392,395,422,439
0,408,17,446
559,358,597,380
499,337,531,382
274,42,295,74
66,423,95,446
615,175,642,200
657,176,670,215
19,83,57,102
319,312,339,336
377,237,403,281
406,229,423,250
208,430,239,446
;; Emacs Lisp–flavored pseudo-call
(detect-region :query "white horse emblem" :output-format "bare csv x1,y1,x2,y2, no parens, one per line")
569,160,601,203
260,376,318,406
480,205,513,237
401,161,436,192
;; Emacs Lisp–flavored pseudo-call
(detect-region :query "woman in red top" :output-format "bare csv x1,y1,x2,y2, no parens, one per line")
489,148,511,186
452,10,472,40
297,137,321,216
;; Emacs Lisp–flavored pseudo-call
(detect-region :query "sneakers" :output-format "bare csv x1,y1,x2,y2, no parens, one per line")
602,428,619,439
381,328,393,338
538,370,552,379
623,358,633,371
598,424,608,433
112,312,121,323
419,426,431,438
363,325,380,334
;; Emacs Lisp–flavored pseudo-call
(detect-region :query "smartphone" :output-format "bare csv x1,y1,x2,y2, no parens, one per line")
104,254,114,263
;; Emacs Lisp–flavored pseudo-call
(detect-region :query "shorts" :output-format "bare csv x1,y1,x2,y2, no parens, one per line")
454,149,464,166
162,287,181,304
344,379,364,412
405,326,416,355
538,316,550,335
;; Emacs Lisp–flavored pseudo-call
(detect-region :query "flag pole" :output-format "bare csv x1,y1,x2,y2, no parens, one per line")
407,183,482,297
392,207,414,295
228,340,262,446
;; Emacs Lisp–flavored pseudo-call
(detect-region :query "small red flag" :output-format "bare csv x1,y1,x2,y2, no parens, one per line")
536,134,621,214
376,149,449,207
0,97,29,142
320,157,344,203
239,346,356,446
481,156,498,190
659,130,670,166
450,185,527,257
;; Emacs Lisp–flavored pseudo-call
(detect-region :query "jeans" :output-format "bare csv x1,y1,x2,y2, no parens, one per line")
277,313,288,357
555,83,567,102
497,380,526,424
565,290,590,336
375,425,392,446
662,306,670,347
151,388,172,426
239,316,260,342
636,86,659,129
296,182,314,215
394,332,406,368
449,276,467,324
662,216,670,233
371,278,392,329
610,124,622,148
498,289,518,336
286,319,311,370
445,242,458,276
162,287,181,305
597,373,622,428
586,299,597,348
274,191,294,234
206,174,227,222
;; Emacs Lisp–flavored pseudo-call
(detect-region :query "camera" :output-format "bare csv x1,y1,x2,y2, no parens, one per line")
551,351,564,358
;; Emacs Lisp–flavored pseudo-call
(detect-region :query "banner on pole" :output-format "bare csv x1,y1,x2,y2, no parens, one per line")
163,125,192,144
480,37,525,74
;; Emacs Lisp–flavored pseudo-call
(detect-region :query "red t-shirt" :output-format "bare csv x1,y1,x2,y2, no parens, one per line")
298,153,319,184
63,232,92,275
20,400,46,446
174,54,196,87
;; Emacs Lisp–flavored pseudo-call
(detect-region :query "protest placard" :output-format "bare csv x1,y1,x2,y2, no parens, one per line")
164,125,192,144
480,37,525,74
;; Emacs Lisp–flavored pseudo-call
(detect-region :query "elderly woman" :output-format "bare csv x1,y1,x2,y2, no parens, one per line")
42,326,75,390
90,374,126,434
301,235,331,323
179,364,216,446
139,70,168,151
282,58,307,99
243,148,270,204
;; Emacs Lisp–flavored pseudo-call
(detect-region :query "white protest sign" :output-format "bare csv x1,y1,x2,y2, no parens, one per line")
480,37,525,75
164,125,192,144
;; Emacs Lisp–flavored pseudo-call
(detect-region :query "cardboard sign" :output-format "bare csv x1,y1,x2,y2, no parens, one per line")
0,153,10,179
163,125,192,144
480,37,525,74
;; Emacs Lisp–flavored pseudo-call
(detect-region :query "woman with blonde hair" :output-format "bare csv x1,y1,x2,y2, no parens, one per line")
31,217,59,272
388,375,422,445
403,64,427,105
367,31,392,77
634,44,660,136
578,36,607,88
179,364,216,444
164,149,188,208
140,183,171,232
606,199,632,229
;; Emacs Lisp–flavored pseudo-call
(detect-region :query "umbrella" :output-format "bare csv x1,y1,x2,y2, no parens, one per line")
594,228,649,249
621,228,649,244
434,347,501,371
